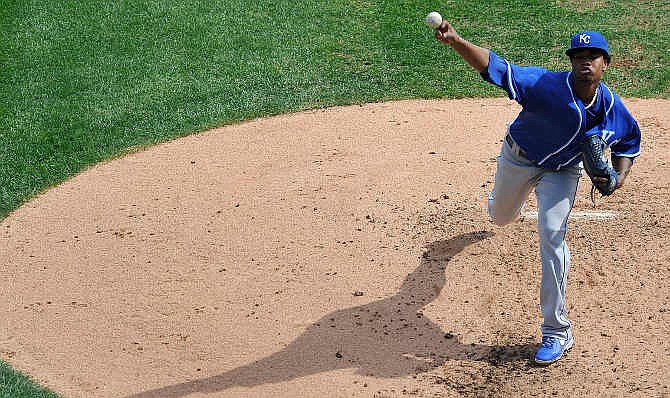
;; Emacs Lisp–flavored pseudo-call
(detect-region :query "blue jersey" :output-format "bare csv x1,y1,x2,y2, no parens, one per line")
482,51,641,170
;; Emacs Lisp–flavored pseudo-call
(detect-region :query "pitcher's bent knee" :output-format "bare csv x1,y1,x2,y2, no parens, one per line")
488,199,521,226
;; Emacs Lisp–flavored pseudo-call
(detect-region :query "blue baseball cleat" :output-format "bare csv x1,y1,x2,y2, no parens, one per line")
534,334,574,365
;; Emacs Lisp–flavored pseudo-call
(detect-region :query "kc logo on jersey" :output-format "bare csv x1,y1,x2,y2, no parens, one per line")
601,130,615,142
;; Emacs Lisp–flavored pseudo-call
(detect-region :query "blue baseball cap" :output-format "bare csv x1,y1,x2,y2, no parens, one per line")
566,31,610,60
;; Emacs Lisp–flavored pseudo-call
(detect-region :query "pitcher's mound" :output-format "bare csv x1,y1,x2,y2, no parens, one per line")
1,98,669,397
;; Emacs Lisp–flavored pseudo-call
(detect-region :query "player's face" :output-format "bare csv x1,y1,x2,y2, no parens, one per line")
570,49,609,83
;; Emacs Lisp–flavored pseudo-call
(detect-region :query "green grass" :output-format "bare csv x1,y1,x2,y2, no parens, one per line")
1,0,668,396
0,361,60,398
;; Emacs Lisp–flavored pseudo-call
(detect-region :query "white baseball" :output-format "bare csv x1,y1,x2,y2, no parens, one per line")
424,11,442,29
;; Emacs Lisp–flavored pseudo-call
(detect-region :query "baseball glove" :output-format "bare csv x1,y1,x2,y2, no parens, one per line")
581,134,618,197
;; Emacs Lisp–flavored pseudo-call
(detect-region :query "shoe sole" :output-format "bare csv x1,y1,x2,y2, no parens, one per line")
534,338,574,365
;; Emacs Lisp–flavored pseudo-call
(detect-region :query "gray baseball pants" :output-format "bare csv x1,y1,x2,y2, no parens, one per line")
488,134,582,342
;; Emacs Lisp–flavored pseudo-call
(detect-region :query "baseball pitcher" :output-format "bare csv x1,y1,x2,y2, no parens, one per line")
434,22,641,364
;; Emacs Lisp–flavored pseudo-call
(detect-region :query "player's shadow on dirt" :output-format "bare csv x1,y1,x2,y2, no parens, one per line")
128,230,537,398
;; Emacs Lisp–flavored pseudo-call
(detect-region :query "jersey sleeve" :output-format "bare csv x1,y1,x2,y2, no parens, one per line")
611,119,641,159
480,51,547,105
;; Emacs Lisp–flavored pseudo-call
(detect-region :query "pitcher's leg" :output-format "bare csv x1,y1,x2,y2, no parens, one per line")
534,167,581,340
488,141,539,226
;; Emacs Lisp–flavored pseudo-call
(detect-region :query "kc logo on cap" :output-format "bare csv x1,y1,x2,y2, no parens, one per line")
566,31,610,60
579,34,591,44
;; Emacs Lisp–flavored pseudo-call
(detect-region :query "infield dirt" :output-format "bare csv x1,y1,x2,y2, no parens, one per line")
1,98,669,397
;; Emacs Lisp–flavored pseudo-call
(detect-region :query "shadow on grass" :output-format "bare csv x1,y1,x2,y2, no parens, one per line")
127,230,537,398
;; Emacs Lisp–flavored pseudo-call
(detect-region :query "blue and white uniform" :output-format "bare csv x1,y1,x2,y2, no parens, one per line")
485,50,641,168
482,50,641,342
